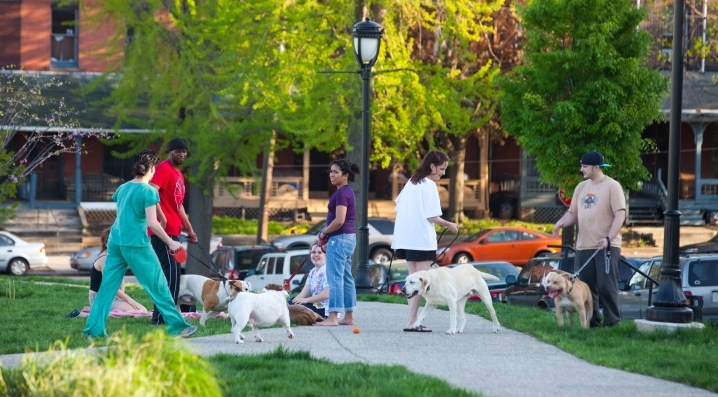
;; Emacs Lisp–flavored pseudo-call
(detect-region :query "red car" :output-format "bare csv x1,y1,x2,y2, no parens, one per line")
436,227,561,267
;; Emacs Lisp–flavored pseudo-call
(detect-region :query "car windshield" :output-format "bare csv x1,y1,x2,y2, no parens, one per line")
305,221,326,235
463,229,492,242
472,263,520,283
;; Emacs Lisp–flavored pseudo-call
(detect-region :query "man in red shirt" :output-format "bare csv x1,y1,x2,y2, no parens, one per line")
150,137,198,325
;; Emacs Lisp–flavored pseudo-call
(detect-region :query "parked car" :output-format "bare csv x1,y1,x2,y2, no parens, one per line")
70,232,222,271
211,244,279,280
0,231,48,276
619,254,718,322
435,227,562,267
270,217,395,264
370,260,409,295
679,233,718,254
243,250,313,292
369,260,519,302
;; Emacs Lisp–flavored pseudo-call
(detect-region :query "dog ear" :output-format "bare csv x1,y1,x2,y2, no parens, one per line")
561,273,571,280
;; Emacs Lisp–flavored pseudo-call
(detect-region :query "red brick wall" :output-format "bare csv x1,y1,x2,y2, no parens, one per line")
79,1,120,72
20,0,51,71
0,1,22,68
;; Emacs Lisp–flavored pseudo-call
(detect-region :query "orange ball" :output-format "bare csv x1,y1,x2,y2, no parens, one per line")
352,327,360,334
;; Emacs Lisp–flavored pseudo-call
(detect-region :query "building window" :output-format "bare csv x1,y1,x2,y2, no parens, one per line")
51,4,78,67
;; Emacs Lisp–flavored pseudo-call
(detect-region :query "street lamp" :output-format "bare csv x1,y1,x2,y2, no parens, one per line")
352,18,383,292
645,0,693,323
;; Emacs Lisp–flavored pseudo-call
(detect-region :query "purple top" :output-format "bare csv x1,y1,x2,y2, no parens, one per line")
326,185,356,237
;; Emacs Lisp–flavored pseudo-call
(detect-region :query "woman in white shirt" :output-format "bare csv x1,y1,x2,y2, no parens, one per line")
391,150,458,332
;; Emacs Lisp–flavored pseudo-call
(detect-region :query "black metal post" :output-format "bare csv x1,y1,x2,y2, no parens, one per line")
354,66,373,292
645,0,693,323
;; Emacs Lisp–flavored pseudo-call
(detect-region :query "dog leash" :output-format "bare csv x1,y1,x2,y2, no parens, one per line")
571,243,611,281
380,228,459,293
284,253,312,291
179,236,229,282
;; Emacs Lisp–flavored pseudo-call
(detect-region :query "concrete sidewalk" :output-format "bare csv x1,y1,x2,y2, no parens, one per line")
187,302,712,397
0,301,714,396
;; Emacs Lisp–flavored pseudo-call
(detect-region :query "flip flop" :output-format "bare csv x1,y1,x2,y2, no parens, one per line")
403,325,432,332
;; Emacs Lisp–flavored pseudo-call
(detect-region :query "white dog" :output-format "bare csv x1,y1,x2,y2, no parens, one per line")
227,284,294,344
402,264,501,334
177,275,251,325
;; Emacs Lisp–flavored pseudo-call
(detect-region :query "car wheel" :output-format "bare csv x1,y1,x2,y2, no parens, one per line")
371,248,393,264
453,253,472,264
8,258,29,276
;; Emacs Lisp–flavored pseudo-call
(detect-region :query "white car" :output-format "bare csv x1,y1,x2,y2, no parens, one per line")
244,250,313,292
0,231,48,276
70,232,222,271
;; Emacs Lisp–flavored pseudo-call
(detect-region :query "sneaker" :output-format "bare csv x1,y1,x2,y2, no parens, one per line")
178,325,198,338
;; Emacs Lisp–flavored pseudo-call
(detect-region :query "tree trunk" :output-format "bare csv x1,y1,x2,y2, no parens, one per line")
186,164,214,277
257,132,275,244
447,136,467,223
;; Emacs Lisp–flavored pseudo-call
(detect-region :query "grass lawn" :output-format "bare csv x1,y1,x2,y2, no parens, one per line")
1,275,717,393
360,293,718,392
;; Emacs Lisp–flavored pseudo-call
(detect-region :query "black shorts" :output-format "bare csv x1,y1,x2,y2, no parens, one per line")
394,249,437,262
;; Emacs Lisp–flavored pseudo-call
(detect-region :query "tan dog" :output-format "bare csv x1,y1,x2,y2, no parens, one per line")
264,283,324,325
541,270,593,329
177,275,251,325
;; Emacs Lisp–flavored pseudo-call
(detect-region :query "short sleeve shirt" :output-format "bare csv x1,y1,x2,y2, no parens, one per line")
569,176,626,249
391,178,443,250
110,182,160,247
149,160,185,236
325,185,356,237
306,265,329,315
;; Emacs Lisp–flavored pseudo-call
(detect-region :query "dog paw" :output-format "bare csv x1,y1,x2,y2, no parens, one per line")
288,333,295,339
446,330,456,335
255,337,263,342
239,334,246,340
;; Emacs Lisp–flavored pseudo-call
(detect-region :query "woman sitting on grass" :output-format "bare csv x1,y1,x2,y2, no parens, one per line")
290,243,329,319
88,228,148,313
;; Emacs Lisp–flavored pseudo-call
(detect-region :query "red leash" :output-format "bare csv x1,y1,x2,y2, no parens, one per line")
283,252,312,291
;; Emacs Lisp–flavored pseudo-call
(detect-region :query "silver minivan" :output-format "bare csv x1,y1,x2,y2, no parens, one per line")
243,250,312,292
619,254,718,322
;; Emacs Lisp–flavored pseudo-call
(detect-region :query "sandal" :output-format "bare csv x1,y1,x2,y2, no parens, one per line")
403,325,432,332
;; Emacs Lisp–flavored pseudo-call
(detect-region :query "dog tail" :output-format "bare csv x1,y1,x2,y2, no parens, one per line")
479,272,500,282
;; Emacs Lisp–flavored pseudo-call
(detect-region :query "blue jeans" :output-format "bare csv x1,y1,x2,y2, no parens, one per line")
325,233,356,314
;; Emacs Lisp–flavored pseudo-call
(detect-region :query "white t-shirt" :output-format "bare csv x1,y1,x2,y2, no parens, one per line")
391,178,443,251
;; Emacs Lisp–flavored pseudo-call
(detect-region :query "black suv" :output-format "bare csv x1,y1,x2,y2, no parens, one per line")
210,245,279,280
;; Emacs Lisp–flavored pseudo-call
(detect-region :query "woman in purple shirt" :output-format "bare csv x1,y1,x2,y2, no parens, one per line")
315,159,359,326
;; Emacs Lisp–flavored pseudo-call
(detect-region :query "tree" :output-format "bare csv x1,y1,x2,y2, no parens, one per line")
0,71,107,223
500,0,668,194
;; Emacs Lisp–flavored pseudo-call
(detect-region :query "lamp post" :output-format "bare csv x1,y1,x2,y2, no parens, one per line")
351,18,384,292
645,0,693,323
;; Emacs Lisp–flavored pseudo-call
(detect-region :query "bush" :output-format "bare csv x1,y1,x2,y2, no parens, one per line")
212,216,284,235
0,329,221,397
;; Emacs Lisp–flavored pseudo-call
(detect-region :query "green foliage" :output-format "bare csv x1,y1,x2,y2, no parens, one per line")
500,0,668,194
210,346,482,397
0,330,221,397
211,216,284,235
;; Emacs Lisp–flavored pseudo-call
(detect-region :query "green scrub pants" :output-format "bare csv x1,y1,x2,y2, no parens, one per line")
83,242,191,337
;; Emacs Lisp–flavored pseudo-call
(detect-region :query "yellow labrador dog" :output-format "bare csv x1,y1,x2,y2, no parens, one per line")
541,270,593,329
402,264,501,334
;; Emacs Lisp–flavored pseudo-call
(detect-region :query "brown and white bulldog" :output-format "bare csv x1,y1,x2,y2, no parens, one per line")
541,270,593,329
263,283,324,325
177,275,251,325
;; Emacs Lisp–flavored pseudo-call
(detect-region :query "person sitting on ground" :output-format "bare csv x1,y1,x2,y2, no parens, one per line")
89,228,148,313
290,243,329,319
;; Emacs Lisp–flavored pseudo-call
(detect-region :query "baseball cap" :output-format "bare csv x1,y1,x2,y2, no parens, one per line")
580,151,611,167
